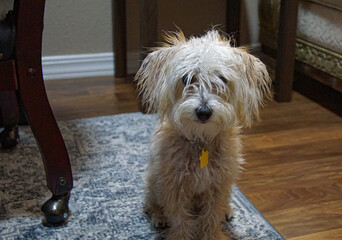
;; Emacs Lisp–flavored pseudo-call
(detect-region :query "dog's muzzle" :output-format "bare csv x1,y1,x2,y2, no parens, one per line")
195,105,212,122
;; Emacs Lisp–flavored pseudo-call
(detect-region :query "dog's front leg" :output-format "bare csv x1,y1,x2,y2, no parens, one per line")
197,189,231,240
163,190,196,240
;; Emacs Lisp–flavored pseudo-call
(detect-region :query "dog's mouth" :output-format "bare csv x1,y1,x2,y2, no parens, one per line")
195,119,209,124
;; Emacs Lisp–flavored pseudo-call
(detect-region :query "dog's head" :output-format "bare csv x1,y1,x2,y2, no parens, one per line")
135,30,272,141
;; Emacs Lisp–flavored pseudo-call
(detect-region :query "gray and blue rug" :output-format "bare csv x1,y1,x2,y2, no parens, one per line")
0,112,284,240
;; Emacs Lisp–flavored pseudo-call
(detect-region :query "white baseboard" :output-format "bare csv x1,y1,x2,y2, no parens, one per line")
41,44,261,80
42,51,140,80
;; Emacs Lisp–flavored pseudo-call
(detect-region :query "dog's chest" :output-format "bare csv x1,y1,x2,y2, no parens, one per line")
176,145,219,194
191,167,212,194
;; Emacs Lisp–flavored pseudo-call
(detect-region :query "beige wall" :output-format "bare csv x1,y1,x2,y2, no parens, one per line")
43,0,113,56
0,0,113,56
0,0,13,19
1,0,259,56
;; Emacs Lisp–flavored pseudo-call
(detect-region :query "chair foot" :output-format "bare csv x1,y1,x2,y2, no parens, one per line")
41,192,71,226
0,125,19,149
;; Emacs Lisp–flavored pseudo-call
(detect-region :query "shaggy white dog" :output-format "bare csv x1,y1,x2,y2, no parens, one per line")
135,30,272,240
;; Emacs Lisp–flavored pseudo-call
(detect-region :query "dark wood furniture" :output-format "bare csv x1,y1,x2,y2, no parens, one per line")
260,0,342,116
113,0,298,103
113,0,241,77
274,0,299,102
0,0,73,226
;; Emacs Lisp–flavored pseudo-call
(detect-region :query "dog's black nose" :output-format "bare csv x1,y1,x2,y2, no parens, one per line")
195,105,212,122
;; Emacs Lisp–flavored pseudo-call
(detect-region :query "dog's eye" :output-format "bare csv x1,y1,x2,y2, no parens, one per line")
182,75,192,85
219,76,228,84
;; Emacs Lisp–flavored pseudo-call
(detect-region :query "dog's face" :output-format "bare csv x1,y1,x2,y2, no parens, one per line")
135,30,272,141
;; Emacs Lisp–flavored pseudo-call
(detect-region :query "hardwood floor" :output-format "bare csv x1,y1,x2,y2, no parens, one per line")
45,76,140,121
45,76,342,239
240,93,342,239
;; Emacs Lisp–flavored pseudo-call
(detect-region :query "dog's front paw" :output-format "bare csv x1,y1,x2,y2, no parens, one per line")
166,230,192,240
151,214,169,228
219,233,230,240
225,208,235,222
202,229,230,240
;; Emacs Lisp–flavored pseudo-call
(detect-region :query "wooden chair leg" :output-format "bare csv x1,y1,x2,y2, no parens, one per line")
139,0,158,61
274,0,299,102
13,0,73,225
226,0,241,46
114,0,127,77
137,0,158,113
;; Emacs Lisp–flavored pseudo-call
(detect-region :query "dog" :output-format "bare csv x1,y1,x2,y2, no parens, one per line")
135,29,272,240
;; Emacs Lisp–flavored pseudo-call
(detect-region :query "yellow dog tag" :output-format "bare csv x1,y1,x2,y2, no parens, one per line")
200,148,209,168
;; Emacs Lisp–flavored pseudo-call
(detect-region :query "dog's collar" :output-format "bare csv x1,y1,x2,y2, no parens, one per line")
184,137,210,168
184,136,210,149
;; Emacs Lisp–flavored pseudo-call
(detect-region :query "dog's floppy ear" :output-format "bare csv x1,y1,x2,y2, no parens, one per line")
233,49,272,127
134,48,170,114
135,31,186,116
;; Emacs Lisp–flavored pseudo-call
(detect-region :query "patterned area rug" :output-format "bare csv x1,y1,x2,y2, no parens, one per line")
0,113,284,240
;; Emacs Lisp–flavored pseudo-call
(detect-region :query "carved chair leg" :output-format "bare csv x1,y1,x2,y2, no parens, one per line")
13,0,73,225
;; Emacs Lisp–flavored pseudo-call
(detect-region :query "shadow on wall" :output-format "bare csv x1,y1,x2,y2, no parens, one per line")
0,0,14,19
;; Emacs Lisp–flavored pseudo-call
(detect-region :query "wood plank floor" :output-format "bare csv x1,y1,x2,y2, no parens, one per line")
45,76,140,121
45,76,342,240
